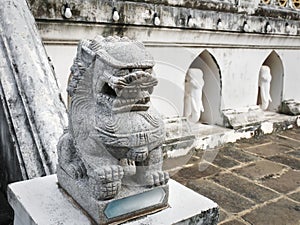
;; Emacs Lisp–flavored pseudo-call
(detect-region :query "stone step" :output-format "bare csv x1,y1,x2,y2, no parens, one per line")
163,113,300,163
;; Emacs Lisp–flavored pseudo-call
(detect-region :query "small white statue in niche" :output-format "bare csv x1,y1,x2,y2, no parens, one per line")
258,65,272,110
184,68,205,123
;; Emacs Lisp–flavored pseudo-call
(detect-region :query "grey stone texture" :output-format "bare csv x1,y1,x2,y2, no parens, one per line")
163,117,195,156
243,142,292,157
211,173,279,203
187,179,256,213
58,167,169,224
261,170,300,193
7,176,219,225
232,160,287,180
168,127,300,224
242,198,300,225
235,136,272,148
222,107,265,129
267,155,300,170
270,133,300,149
172,163,221,186
281,99,300,115
221,220,248,225
288,191,300,202
57,36,169,224
0,0,67,187
28,0,300,39
221,146,260,163
208,153,240,168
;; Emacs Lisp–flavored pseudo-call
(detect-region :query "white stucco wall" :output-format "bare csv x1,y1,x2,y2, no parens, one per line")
280,50,300,102
210,48,265,109
147,47,197,117
45,45,77,104
44,31,300,124
46,45,300,116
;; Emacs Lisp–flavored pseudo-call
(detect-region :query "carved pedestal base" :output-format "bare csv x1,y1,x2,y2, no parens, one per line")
8,174,219,225
57,167,169,225
281,100,300,115
222,106,265,129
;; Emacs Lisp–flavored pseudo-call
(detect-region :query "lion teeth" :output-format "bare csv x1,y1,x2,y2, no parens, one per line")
115,88,122,97
148,87,154,94
108,82,114,88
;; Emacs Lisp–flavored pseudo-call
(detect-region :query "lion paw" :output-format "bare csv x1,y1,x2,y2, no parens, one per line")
88,165,124,200
138,171,169,187
119,158,136,176
94,165,124,182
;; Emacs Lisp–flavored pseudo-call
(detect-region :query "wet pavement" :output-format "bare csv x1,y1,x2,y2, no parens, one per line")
171,128,300,225
1,128,300,225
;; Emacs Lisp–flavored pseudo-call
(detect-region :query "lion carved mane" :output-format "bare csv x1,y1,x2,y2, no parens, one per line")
57,36,169,201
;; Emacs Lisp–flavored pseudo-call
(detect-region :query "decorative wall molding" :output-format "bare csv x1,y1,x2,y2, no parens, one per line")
29,0,300,37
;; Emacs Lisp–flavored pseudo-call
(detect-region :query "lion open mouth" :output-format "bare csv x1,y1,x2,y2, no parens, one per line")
98,69,158,113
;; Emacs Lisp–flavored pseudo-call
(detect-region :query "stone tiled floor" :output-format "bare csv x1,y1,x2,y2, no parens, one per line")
171,128,300,225
1,128,299,225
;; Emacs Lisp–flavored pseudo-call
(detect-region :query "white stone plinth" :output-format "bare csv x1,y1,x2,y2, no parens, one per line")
8,175,219,225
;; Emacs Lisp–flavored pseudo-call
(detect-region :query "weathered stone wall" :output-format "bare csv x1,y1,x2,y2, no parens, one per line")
29,0,300,36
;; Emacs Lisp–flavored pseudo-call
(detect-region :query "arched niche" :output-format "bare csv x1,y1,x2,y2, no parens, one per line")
257,51,284,112
185,50,222,125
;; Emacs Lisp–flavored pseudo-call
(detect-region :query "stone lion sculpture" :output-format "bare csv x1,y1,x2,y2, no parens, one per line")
57,36,169,202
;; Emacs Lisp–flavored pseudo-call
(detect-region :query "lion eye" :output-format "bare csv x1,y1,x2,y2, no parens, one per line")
115,69,129,76
145,68,152,74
